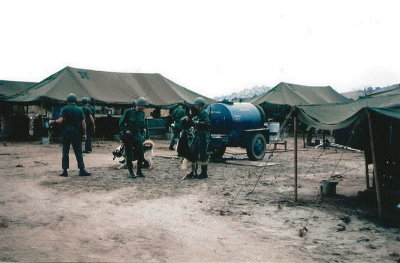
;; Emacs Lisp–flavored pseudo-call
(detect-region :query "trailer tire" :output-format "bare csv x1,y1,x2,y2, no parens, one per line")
246,133,266,161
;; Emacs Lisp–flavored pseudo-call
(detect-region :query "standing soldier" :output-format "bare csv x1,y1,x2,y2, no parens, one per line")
169,100,187,150
185,97,211,179
119,97,148,179
50,93,91,177
81,97,96,153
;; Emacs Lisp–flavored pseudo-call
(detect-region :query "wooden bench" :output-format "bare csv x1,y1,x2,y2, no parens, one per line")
273,141,287,151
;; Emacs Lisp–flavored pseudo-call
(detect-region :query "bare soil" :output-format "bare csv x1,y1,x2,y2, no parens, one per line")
0,139,399,262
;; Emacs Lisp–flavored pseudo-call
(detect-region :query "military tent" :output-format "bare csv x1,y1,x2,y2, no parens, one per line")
5,66,214,108
249,82,351,121
365,84,400,98
0,80,36,98
296,93,400,130
249,82,351,106
294,94,400,220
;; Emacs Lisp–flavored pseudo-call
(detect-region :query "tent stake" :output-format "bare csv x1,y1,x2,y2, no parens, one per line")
367,110,383,220
294,115,298,202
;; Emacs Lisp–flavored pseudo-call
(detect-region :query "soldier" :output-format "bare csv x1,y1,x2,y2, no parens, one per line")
169,100,187,150
185,97,211,179
81,97,96,153
119,97,148,179
50,93,91,177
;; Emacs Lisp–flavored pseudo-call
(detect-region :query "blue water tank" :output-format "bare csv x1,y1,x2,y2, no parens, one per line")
206,102,265,134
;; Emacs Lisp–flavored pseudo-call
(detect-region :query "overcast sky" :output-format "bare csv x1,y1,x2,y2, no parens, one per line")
1,0,399,97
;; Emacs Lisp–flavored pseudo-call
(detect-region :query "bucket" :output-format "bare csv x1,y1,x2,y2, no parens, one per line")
320,180,338,196
268,122,280,133
41,137,50,145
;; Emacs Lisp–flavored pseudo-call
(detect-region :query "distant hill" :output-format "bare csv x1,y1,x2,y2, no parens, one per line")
341,84,400,100
214,85,271,101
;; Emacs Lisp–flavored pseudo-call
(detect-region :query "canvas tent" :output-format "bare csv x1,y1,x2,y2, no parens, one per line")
0,80,36,98
296,93,400,130
5,66,214,108
249,82,351,106
293,94,400,220
249,82,351,121
365,84,400,98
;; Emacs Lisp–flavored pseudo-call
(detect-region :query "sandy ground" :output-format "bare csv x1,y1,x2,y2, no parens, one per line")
0,138,399,262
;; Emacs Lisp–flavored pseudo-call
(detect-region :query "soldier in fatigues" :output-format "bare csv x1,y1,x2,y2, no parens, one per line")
119,97,148,178
81,97,96,153
185,97,211,179
50,93,91,177
169,100,187,150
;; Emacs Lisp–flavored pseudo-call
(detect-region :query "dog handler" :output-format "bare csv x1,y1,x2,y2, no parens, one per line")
119,97,148,179
169,100,187,150
50,93,91,177
187,97,211,179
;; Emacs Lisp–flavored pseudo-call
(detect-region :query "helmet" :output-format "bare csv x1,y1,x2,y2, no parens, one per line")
81,97,89,104
86,98,92,104
194,97,206,107
136,97,149,106
178,100,185,106
67,93,78,103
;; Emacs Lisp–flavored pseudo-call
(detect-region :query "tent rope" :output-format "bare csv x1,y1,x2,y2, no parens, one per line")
226,108,295,211
298,116,363,232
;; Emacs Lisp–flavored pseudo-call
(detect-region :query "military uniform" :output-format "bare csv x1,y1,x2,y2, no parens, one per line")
183,97,211,180
60,104,86,171
190,109,211,163
82,105,94,152
119,107,146,177
169,106,187,149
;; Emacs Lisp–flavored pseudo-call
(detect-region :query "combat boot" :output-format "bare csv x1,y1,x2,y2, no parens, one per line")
59,169,68,177
196,165,208,179
169,145,175,151
137,169,145,178
79,169,91,176
127,168,136,179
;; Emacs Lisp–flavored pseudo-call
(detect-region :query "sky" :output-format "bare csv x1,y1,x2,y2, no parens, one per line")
0,0,399,98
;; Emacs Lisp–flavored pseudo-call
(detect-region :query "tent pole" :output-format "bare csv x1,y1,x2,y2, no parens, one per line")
365,158,370,189
367,110,383,220
294,114,298,202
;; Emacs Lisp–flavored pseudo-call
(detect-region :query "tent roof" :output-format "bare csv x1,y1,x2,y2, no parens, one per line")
296,93,400,130
6,66,214,107
0,80,36,97
366,84,400,98
249,82,351,106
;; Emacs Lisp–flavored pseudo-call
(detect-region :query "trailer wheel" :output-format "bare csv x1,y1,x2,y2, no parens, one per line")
246,133,266,161
211,146,226,160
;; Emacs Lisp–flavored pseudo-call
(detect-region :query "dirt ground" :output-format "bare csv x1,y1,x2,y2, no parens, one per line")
0,138,399,262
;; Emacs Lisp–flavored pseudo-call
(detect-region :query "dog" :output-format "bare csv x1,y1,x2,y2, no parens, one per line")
143,139,154,169
114,139,155,170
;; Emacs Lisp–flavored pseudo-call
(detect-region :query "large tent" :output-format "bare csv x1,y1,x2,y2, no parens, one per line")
4,66,214,108
296,93,400,130
249,82,351,106
249,82,351,121
365,84,400,98
293,93,400,220
0,80,36,98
